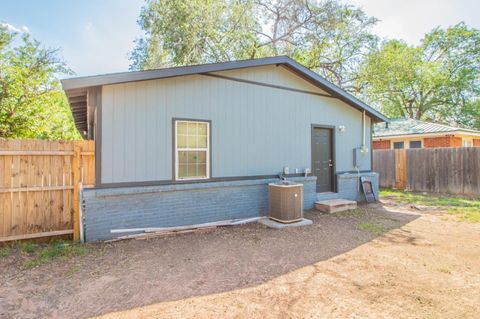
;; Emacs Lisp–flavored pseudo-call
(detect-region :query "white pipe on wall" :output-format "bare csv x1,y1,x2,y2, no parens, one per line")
362,110,366,147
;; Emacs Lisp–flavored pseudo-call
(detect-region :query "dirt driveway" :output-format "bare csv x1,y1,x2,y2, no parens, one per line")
1,198,479,318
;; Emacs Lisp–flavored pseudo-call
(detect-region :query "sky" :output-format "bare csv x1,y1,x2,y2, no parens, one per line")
1,0,479,77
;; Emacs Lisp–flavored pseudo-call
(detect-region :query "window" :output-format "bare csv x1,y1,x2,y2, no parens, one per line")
409,141,422,149
175,120,210,180
463,139,473,147
393,141,404,149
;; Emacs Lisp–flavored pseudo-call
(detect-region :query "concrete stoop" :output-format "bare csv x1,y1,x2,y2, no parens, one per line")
315,199,357,213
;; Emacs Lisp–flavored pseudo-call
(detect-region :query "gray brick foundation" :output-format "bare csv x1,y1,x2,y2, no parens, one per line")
316,172,379,202
337,172,379,201
82,176,317,241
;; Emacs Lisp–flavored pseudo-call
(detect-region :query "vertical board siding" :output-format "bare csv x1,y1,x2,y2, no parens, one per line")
211,65,330,95
101,65,372,183
0,140,95,240
374,148,480,194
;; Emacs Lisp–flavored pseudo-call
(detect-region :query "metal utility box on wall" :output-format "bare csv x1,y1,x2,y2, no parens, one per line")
353,147,368,168
268,183,304,223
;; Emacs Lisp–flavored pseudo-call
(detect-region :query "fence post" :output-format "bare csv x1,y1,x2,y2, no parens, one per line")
72,143,81,241
395,149,407,190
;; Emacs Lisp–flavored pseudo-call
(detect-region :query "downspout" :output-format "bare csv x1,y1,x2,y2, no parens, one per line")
362,110,366,149
358,110,367,192
79,183,85,243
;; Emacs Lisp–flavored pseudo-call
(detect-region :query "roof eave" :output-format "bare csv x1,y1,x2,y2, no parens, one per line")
61,56,292,91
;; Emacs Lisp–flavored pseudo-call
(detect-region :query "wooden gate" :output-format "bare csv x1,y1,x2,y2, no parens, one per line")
0,139,95,242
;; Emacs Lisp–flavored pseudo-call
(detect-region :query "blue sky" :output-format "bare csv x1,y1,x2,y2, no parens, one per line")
1,0,479,77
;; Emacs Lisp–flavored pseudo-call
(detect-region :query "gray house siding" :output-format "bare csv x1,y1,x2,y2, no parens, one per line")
100,65,372,184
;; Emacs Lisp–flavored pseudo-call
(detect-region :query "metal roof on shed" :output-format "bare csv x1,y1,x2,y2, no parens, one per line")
374,118,480,137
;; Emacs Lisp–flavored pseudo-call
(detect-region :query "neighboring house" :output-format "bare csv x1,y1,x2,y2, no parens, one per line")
62,56,389,241
373,118,480,150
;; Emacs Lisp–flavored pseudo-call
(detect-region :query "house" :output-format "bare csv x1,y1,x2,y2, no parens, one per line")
373,118,480,150
62,56,389,241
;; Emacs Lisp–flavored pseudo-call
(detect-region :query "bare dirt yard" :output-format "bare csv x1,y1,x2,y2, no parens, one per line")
1,192,479,319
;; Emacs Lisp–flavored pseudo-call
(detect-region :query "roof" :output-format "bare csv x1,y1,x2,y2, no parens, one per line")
61,56,389,135
374,118,480,138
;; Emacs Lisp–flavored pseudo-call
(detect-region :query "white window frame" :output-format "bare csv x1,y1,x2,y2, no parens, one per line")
409,140,422,149
462,138,473,147
174,120,210,181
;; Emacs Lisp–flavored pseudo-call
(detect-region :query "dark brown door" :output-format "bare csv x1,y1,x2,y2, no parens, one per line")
312,127,334,192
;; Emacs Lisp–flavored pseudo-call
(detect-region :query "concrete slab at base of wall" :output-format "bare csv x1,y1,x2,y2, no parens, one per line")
82,176,317,242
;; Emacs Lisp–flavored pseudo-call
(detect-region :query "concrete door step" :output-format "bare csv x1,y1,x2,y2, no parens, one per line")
315,199,357,213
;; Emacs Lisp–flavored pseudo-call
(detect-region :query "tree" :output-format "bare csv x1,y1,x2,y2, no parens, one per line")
130,0,378,91
0,24,80,139
130,0,260,69
359,23,480,128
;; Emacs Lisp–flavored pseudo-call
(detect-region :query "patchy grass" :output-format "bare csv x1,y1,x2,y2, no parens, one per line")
0,246,12,258
331,208,368,218
380,189,480,223
3,240,90,269
65,264,82,277
19,241,39,254
357,221,386,236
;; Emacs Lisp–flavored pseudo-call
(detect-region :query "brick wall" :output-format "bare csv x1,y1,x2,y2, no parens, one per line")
474,139,480,147
316,172,379,202
337,172,379,202
424,136,462,148
82,176,317,241
373,140,391,149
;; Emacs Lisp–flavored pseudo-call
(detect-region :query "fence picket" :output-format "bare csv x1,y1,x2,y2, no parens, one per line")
374,148,480,195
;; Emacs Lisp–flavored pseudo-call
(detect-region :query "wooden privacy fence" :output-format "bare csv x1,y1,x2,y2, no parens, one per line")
373,148,480,195
0,139,94,242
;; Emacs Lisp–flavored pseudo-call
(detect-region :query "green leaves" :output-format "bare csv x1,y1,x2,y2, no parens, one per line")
359,23,480,128
130,0,379,91
0,25,80,139
132,0,260,69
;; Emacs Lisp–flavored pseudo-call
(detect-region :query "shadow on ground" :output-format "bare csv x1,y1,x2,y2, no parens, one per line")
0,203,419,319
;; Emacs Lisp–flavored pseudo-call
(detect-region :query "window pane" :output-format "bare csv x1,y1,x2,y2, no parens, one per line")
178,151,188,164
177,122,188,135
198,123,208,135
178,164,188,178
197,135,208,148
409,141,421,149
197,164,207,177
187,164,197,177
187,122,197,135
187,136,197,148
393,142,404,149
187,151,199,163
177,136,187,148
197,151,206,163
